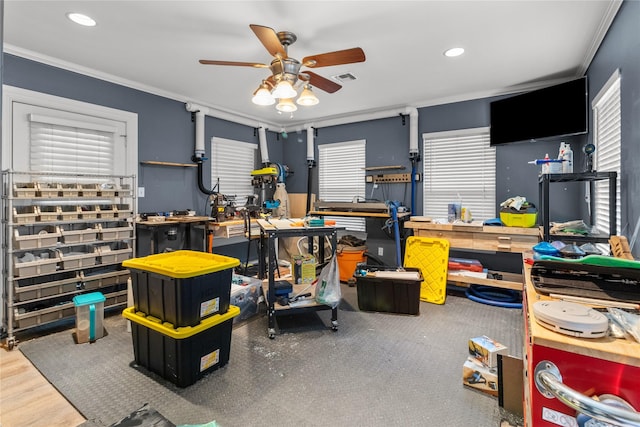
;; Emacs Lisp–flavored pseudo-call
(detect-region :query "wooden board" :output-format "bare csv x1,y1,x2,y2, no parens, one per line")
408,216,432,222
448,272,523,291
165,215,210,222
289,193,315,218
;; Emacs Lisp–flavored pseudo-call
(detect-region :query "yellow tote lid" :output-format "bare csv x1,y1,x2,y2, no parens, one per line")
122,250,240,278
122,305,240,338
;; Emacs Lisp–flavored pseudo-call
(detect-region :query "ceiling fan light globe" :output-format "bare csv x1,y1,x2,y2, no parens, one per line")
276,98,298,112
297,86,319,106
252,86,275,105
272,80,297,99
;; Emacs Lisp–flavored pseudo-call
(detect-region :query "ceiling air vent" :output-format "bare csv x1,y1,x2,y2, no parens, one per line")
332,72,357,83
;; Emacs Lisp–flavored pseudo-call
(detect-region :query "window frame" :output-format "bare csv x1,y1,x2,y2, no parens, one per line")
318,139,367,232
422,127,495,221
210,137,258,208
2,85,138,175
591,69,621,236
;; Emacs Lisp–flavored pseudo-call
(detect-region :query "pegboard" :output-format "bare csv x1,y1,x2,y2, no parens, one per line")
366,173,411,183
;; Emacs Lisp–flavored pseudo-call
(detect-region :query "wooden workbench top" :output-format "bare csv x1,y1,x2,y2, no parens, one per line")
405,220,540,236
257,218,339,231
309,210,412,219
524,262,640,367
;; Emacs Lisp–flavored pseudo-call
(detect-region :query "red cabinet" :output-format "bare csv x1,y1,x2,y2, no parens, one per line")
523,263,640,426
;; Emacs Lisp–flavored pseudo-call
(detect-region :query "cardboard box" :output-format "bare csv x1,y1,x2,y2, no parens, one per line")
463,356,498,397
292,254,316,284
468,335,508,368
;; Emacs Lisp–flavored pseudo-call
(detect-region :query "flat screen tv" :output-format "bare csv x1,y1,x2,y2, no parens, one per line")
490,77,588,146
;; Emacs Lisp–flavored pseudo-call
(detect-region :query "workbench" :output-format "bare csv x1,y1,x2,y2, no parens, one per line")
404,219,539,290
309,202,411,266
522,261,640,426
257,218,343,339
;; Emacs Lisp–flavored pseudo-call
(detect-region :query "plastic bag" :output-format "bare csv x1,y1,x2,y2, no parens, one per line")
607,308,640,343
314,255,341,308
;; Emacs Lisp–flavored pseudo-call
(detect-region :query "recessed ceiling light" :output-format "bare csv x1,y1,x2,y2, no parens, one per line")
66,12,96,27
444,47,465,57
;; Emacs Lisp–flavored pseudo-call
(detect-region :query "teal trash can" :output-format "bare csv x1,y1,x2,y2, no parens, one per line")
72,292,106,343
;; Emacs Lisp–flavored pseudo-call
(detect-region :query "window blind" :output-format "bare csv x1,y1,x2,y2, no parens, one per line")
423,128,495,220
28,114,115,180
318,140,366,232
211,137,257,207
592,70,621,235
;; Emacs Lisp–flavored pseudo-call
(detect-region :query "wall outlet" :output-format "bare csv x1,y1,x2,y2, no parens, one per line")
138,186,145,198
378,247,384,256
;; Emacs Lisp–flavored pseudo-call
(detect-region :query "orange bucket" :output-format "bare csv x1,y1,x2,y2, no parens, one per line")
337,248,367,282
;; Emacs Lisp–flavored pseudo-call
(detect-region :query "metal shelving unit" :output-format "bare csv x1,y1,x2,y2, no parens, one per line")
2,170,136,349
538,171,617,243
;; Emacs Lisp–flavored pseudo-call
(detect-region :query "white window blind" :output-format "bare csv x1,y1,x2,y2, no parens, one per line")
211,137,257,207
592,70,621,235
318,140,366,232
423,128,496,220
28,113,116,180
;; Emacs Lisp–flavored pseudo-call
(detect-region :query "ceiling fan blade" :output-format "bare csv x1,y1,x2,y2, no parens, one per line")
302,47,365,68
199,59,268,68
250,24,287,59
304,71,342,93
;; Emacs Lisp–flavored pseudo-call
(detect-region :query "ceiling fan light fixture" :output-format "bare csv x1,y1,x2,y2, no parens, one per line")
296,85,319,106
252,82,275,105
276,98,298,113
271,80,297,99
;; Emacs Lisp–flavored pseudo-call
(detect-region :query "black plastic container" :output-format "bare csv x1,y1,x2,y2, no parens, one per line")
123,305,239,388
355,266,422,315
123,251,239,327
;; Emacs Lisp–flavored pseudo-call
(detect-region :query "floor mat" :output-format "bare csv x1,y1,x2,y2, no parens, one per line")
19,285,524,427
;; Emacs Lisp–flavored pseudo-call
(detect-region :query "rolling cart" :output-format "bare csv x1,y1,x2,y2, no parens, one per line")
257,218,342,339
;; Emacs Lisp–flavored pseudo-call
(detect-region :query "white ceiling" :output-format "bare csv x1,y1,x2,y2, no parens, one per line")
3,1,622,128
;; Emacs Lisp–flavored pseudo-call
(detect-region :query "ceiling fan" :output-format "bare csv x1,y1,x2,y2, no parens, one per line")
199,24,366,110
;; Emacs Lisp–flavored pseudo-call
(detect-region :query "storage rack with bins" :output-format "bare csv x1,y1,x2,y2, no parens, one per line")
2,170,136,349
257,218,342,339
538,171,617,243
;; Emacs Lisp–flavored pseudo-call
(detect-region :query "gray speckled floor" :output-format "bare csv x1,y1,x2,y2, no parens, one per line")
19,285,523,427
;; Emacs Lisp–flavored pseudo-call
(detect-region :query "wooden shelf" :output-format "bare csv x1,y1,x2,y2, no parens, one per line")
140,161,197,168
363,165,405,171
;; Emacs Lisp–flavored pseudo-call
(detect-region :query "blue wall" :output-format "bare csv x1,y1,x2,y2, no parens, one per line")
3,0,639,261
2,54,284,217
586,0,640,239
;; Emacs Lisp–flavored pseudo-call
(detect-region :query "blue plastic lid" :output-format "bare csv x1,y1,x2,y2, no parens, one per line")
73,292,106,307
533,241,560,256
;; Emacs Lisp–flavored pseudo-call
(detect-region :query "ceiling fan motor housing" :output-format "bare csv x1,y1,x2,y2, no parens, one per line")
270,58,302,85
